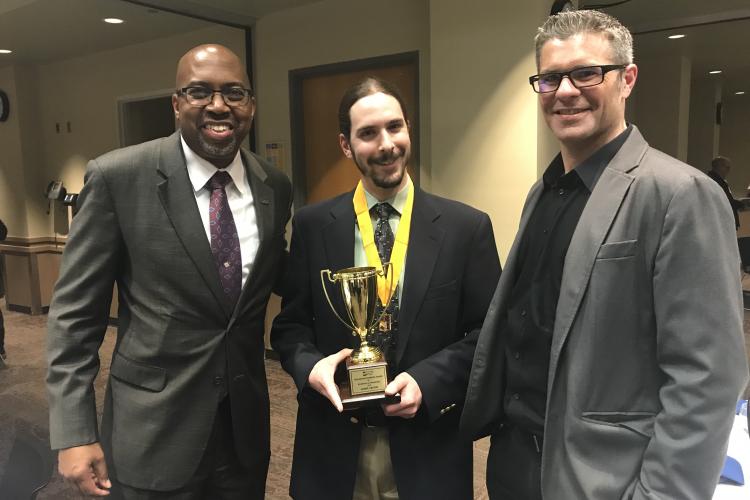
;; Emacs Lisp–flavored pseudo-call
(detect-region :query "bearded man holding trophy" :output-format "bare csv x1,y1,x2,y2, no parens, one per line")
271,77,501,500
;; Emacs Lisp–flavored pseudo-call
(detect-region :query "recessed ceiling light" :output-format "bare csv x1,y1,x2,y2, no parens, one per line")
103,18,125,24
668,34,685,39
0,49,12,54
736,91,746,95
709,70,723,75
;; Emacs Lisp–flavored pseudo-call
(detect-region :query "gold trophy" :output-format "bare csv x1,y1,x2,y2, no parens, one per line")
320,264,397,408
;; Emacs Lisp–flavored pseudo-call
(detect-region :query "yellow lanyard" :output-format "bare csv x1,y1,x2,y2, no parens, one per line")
353,181,413,305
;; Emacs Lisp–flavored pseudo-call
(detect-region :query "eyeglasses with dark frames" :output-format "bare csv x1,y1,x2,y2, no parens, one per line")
528,64,627,93
176,86,253,107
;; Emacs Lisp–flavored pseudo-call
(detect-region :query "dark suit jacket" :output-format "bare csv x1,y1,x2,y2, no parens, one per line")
462,127,748,499
46,132,292,494
271,187,500,500
707,169,742,228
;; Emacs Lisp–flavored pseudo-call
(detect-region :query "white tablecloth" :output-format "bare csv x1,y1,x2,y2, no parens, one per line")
713,415,750,500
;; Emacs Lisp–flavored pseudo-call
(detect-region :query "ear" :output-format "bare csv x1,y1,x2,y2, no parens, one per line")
621,63,638,99
172,93,180,120
248,96,257,120
339,133,353,158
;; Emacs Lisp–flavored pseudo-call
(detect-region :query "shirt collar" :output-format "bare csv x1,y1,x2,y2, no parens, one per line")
363,175,412,216
180,134,247,196
543,124,633,193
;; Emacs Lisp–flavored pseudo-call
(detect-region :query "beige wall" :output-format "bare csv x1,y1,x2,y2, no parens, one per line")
688,76,721,173
254,0,431,184
720,92,750,196
0,66,28,237
632,54,691,162
429,0,551,262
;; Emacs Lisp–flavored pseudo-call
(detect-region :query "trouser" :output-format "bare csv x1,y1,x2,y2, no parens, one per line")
110,398,259,500
352,418,399,500
486,424,543,500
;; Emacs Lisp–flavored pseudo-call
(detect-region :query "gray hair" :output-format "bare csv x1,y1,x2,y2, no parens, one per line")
535,10,633,68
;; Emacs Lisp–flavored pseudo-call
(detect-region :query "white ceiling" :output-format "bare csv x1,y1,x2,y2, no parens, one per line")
0,0,748,92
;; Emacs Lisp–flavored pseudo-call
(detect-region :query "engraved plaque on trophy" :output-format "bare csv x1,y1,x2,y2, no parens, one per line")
320,265,399,409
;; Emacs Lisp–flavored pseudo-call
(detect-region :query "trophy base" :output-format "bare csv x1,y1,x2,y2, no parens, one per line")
340,384,401,410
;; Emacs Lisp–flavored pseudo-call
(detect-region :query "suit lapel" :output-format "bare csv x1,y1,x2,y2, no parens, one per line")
547,128,648,391
323,193,356,273
233,151,273,312
395,190,444,365
321,193,357,347
156,133,232,318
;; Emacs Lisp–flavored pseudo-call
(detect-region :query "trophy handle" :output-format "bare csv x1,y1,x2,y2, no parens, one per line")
320,269,357,333
371,262,395,328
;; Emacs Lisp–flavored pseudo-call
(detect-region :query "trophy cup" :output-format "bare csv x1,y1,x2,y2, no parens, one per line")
320,264,398,408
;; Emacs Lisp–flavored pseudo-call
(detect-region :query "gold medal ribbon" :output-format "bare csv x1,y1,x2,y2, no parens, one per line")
353,180,413,305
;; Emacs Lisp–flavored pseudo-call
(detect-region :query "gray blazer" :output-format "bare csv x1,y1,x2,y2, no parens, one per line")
462,127,749,499
46,132,292,493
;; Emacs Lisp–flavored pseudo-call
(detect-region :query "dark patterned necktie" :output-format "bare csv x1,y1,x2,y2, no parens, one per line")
373,203,395,263
208,171,242,306
371,202,398,361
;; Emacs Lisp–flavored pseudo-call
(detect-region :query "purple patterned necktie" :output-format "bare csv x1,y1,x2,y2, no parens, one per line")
208,171,242,305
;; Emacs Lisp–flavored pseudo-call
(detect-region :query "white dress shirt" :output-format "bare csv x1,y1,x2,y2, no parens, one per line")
181,135,259,287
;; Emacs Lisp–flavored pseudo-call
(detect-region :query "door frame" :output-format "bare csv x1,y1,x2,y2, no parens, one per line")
117,88,174,148
288,51,420,209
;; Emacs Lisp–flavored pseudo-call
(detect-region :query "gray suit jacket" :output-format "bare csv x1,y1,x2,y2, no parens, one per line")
462,127,749,499
46,132,292,493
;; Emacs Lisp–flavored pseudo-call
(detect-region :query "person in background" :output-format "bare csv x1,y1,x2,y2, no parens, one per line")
0,217,7,360
708,156,742,229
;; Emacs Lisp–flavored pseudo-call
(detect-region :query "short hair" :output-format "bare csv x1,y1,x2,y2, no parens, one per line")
535,10,634,68
711,156,731,170
338,76,409,141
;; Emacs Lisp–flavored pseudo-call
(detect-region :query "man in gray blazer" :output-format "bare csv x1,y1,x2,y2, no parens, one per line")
461,10,748,500
47,45,291,499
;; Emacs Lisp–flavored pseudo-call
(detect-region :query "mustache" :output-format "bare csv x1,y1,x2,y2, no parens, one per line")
369,149,404,165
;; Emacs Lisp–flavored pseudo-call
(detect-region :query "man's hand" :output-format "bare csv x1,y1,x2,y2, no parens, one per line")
58,442,111,496
307,348,353,412
383,372,422,418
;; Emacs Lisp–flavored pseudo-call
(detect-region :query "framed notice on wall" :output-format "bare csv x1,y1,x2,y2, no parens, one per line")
265,141,285,170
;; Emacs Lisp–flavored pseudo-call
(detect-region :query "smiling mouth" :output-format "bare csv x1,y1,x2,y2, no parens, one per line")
201,122,235,141
555,108,589,116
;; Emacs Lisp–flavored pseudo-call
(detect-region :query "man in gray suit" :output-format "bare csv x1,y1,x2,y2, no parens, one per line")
47,44,291,498
461,10,748,500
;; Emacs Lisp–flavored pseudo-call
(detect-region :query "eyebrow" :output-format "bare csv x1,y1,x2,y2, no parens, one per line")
184,80,246,87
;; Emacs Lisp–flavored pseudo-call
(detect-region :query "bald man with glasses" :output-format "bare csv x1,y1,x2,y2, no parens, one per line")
462,10,748,500
47,44,291,499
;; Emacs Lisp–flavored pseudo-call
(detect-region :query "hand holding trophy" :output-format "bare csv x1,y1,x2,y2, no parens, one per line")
320,263,399,409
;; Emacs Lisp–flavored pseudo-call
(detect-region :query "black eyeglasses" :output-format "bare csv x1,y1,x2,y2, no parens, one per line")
176,86,253,107
529,64,627,93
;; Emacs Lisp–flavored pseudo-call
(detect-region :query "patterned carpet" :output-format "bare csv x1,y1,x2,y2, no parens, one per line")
0,300,491,499
2,296,748,499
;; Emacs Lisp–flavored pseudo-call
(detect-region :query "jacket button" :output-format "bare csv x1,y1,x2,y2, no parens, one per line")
213,376,224,386
513,393,520,400
514,351,521,360
350,416,359,424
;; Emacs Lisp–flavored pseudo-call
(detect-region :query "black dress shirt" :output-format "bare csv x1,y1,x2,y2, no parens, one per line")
502,126,633,436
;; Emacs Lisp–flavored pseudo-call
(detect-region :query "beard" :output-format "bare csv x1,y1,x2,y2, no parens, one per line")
198,133,237,160
354,148,409,189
